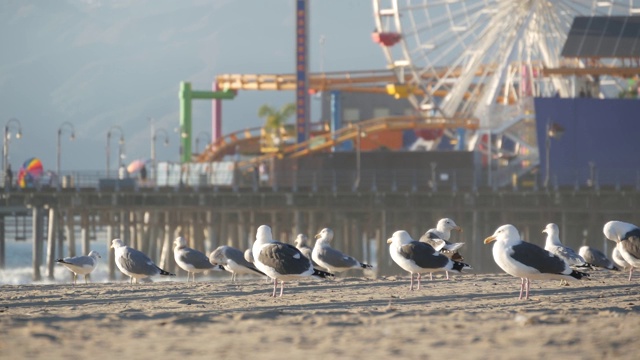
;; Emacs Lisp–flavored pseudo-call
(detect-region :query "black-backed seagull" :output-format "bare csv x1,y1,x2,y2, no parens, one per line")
111,239,175,284
252,225,333,297
603,220,640,281
56,251,101,285
209,245,265,281
419,218,465,280
173,237,223,282
484,224,589,300
578,246,619,271
387,230,471,290
312,228,373,275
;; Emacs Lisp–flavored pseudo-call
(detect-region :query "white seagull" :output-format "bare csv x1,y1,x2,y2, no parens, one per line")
542,223,590,267
293,234,313,260
484,224,589,300
419,218,465,280
387,230,471,291
612,247,631,272
578,246,619,271
173,237,224,282
603,220,640,281
111,239,175,284
56,251,101,285
252,225,333,297
312,228,373,275
209,245,265,281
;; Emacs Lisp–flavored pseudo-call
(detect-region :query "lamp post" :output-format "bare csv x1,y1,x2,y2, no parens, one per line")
151,127,169,181
56,122,75,178
195,131,210,154
3,118,22,185
106,126,125,178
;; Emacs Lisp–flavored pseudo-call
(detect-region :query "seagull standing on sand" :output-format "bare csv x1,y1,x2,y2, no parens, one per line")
252,225,333,297
312,228,373,275
56,251,101,285
111,239,175,284
294,234,313,259
484,224,589,300
603,220,640,281
387,230,471,291
542,223,590,267
578,246,619,271
209,245,265,281
173,237,223,282
419,218,465,280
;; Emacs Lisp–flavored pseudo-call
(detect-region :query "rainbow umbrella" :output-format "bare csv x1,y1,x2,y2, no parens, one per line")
17,157,44,188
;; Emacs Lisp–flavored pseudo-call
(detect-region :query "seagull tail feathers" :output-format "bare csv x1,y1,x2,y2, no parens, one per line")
451,261,472,272
360,262,373,269
157,267,176,276
249,266,267,276
312,268,334,279
569,269,590,280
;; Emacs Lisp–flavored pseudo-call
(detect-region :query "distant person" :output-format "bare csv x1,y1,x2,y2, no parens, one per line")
139,165,147,182
5,164,12,190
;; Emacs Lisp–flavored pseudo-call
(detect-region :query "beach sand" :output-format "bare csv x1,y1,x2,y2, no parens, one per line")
0,271,638,359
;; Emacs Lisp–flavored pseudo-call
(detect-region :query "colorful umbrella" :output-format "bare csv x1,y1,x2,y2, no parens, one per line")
17,157,44,188
127,159,149,174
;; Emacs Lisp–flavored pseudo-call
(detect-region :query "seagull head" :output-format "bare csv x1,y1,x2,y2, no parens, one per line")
484,224,520,245
294,234,309,247
88,250,101,259
209,246,226,265
314,228,334,243
542,223,562,245
110,239,125,249
387,230,413,246
603,220,638,243
243,248,254,263
256,225,273,243
437,218,463,233
173,237,187,249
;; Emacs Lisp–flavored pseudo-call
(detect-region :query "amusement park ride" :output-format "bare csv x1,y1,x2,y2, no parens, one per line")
189,0,640,185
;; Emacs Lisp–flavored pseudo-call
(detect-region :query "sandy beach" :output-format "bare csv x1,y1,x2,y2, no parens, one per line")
0,271,638,359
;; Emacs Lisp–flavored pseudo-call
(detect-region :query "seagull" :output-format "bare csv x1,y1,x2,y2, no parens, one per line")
612,247,631,272
294,234,313,260
209,245,265,281
484,224,589,300
419,218,465,280
252,225,334,297
173,237,224,282
111,239,175,284
578,246,619,271
56,251,101,285
312,228,373,275
542,223,590,267
387,230,471,291
603,220,640,281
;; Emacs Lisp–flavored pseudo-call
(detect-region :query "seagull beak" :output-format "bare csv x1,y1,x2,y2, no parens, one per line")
483,235,497,244
541,229,547,234
386,238,393,244
314,234,321,239
454,226,463,232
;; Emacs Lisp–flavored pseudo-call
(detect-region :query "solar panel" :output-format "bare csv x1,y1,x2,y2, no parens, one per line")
561,16,640,58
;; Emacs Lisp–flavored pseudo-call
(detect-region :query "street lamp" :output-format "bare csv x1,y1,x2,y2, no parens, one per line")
151,127,169,181
56,122,75,178
106,126,125,177
195,131,210,154
544,119,565,189
3,118,22,185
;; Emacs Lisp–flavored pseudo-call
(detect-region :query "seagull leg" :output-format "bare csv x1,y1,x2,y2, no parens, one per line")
518,278,525,300
429,272,433,281
85,274,89,284
525,278,530,300
73,274,77,286
416,273,421,290
279,281,285,297
271,278,277,297
446,271,450,280
409,273,414,291
629,267,634,281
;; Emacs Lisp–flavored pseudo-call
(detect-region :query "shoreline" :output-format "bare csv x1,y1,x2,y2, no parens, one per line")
1,272,638,359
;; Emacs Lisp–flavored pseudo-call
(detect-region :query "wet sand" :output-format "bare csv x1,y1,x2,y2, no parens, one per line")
0,271,638,359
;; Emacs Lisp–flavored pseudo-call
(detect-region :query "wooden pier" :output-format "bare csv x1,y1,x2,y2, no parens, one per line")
1,186,639,281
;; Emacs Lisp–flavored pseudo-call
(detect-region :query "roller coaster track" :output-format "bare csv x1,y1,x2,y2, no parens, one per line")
233,115,479,171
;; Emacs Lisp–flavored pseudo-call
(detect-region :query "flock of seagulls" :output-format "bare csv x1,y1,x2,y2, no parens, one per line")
55,218,640,300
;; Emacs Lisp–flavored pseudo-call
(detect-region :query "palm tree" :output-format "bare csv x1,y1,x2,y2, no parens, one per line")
258,103,296,149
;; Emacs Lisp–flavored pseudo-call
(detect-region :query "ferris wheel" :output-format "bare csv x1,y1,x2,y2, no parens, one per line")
372,0,640,162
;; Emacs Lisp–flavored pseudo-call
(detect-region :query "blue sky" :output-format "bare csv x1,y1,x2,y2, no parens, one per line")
0,0,385,172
